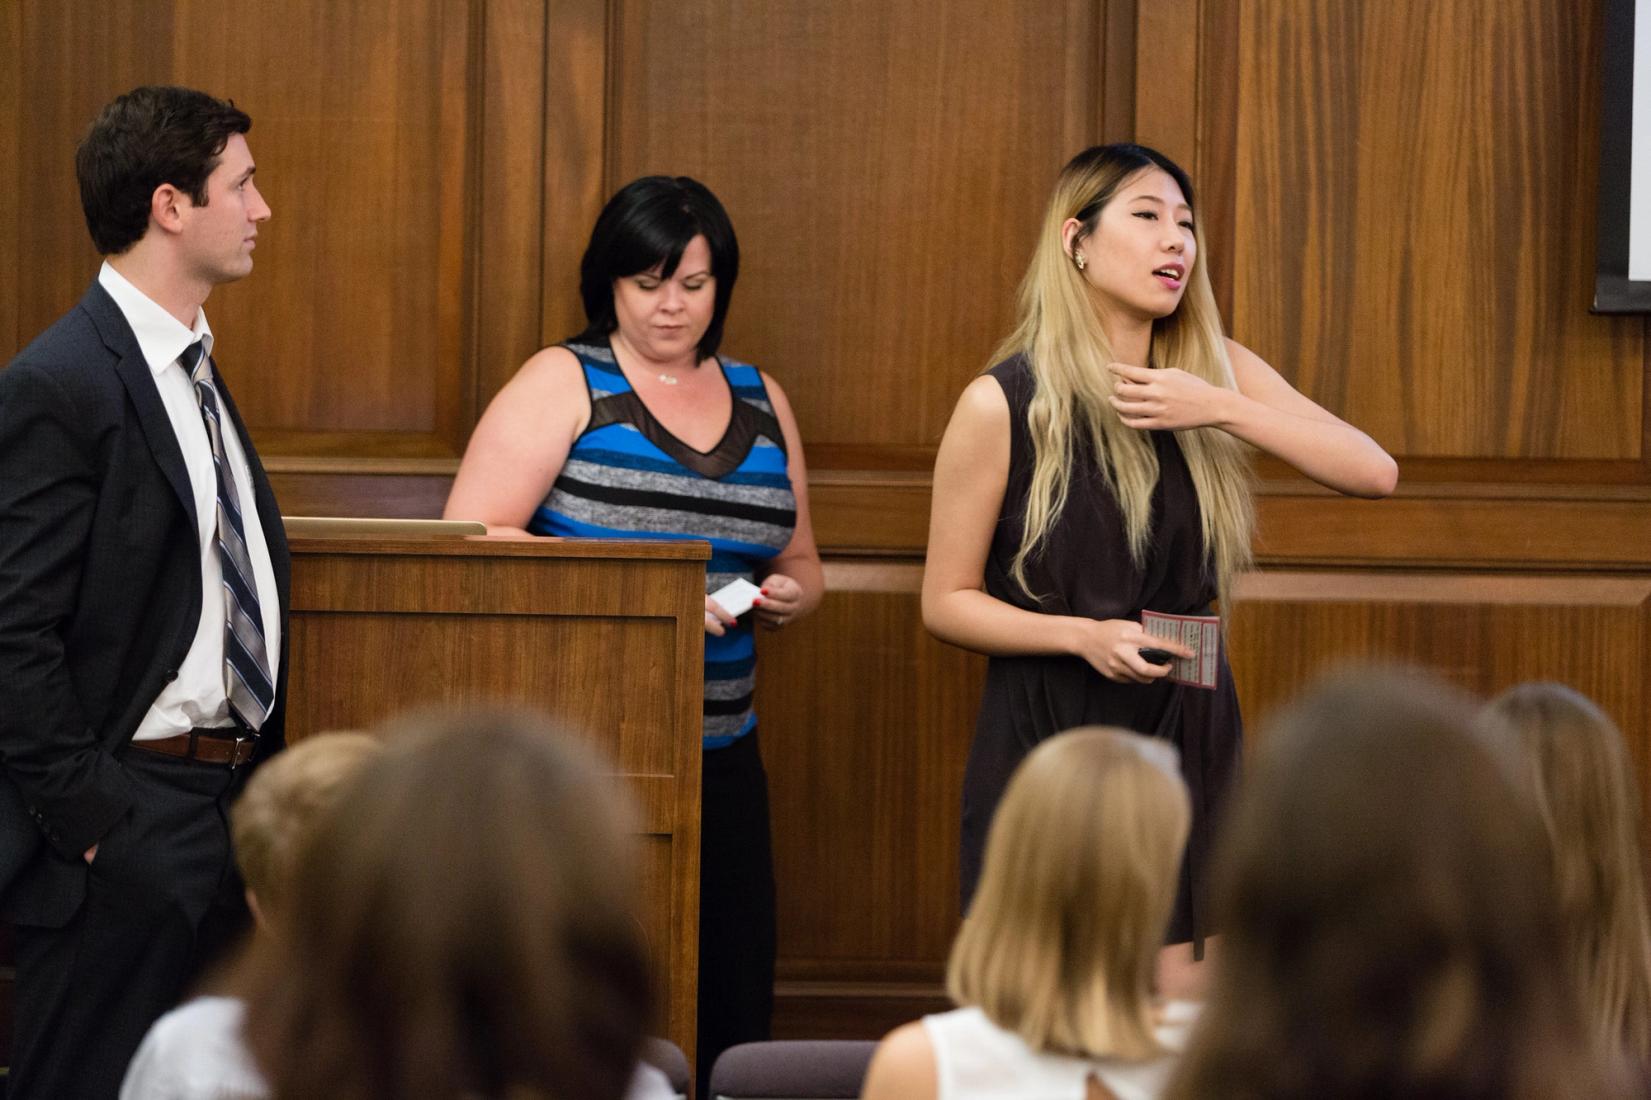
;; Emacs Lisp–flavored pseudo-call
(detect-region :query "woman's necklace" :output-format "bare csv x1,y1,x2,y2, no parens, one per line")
613,337,694,386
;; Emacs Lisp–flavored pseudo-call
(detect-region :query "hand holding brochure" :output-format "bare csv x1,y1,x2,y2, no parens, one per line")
1141,610,1221,690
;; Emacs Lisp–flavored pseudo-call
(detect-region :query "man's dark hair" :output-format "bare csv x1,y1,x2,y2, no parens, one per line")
572,175,740,361
75,85,252,256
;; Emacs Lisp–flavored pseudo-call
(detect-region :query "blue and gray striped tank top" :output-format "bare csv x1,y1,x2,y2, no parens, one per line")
531,342,798,748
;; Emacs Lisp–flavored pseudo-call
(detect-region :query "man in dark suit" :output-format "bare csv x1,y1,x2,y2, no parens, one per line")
0,86,289,1098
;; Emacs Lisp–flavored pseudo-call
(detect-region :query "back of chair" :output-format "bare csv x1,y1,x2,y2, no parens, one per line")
640,1036,692,1098
708,1040,878,1100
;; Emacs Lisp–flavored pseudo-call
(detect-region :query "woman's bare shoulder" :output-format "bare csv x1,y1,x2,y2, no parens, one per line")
861,1021,939,1100
513,344,586,392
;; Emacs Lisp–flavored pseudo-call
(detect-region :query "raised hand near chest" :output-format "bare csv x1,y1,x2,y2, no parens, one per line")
1108,362,1232,432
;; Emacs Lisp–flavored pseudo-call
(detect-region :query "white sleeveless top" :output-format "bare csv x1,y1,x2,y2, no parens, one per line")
922,1001,1199,1100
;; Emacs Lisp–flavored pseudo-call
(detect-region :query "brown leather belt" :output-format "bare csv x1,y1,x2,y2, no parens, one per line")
128,728,257,767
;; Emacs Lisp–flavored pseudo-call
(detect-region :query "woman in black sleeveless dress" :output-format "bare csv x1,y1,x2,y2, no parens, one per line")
923,144,1396,984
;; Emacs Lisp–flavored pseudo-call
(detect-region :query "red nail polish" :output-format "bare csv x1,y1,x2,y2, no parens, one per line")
760,587,770,596
753,596,764,605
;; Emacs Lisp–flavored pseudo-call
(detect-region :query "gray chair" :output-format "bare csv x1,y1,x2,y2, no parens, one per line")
708,1040,879,1100
641,1036,692,1098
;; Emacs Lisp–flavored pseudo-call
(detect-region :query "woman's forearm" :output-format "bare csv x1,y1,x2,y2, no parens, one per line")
922,587,1080,658
1217,389,1397,498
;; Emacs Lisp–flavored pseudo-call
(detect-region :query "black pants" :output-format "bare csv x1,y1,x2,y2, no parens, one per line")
9,748,249,1100
696,730,776,1097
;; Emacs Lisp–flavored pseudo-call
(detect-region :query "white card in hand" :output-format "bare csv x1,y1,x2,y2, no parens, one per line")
709,577,763,618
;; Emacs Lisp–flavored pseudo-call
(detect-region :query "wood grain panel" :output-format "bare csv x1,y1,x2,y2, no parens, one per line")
262,466,1651,572
171,0,471,439
1195,0,1241,316
1131,0,1198,165
16,2,175,340
1250,494,1651,570
291,611,677,771
7,0,545,465
1099,0,1137,142
541,0,610,350
1229,572,1651,794
268,470,454,520
1,3,19,356
475,0,550,403
637,836,681,1039
606,0,1102,464
755,564,985,980
1224,0,1646,461
286,537,706,1058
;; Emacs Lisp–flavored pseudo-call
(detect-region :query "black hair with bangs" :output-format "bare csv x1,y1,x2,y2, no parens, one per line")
572,175,739,361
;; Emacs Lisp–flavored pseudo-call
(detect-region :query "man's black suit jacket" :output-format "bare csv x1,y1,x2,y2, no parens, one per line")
0,280,291,927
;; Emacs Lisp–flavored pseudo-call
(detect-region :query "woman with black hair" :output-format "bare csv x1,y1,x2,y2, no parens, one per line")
445,176,823,1088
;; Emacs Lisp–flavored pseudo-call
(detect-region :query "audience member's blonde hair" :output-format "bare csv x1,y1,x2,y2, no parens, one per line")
948,727,1189,1061
1168,669,1624,1100
231,730,381,917
1480,682,1651,1064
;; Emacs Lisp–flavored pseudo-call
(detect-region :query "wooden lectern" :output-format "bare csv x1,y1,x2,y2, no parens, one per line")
286,533,708,1062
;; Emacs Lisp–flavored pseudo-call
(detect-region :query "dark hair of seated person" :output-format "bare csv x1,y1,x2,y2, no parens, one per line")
1165,667,1634,1100
76,84,252,256
240,707,652,1100
573,174,740,361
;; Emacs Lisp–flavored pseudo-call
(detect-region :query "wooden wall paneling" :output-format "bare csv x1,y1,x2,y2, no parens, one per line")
265,468,1651,572
605,0,1106,469
16,1,176,349
1,3,19,355
10,1,495,463
1195,0,1240,317
1099,0,1137,142
1061,0,1105,156
474,1,550,406
266,465,454,521
1229,571,1651,793
294,608,678,767
0,1,11,1032
1220,0,1645,466
1247,0,1359,417
1251,493,1651,570
541,0,611,351
1131,0,1199,168
756,562,985,1032
183,0,473,454
808,473,932,557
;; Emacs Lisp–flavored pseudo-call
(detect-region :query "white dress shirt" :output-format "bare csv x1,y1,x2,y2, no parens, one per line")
98,263,281,739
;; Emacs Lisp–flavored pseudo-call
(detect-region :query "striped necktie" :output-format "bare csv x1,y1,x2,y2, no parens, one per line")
181,341,274,732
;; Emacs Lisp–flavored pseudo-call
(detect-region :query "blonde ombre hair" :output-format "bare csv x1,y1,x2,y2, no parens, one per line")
996,144,1253,602
948,727,1190,1060
1479,683,1651,1064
